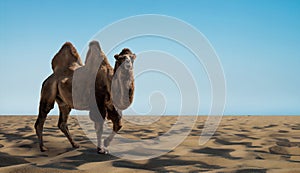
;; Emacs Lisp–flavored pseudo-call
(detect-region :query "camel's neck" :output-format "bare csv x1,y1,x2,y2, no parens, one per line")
111,67,134,110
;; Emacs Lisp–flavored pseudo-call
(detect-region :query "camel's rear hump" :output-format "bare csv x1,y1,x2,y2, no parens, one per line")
51,42,83,73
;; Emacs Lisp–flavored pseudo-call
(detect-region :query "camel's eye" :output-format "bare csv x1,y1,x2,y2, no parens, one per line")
118,56,125,61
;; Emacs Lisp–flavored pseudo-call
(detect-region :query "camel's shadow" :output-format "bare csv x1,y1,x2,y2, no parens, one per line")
0,126,223,171
38,148,118,170
0,122,117,170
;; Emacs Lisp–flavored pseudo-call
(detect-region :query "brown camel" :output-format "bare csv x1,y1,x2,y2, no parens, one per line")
34,41,136,154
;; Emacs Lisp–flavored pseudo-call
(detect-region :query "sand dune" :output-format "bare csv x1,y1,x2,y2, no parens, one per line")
0,116,300,172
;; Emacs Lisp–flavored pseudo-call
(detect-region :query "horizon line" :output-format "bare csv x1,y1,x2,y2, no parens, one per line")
0,114,299,116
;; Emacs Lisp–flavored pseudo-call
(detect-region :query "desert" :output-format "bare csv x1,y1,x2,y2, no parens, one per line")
1,115,300,173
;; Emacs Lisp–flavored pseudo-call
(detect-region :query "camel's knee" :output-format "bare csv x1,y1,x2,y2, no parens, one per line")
58,121,67,131
35,103,52,129
113,114,122,132
113,120,122,133
57,106,71,130
107,108,122,133
34,120,40,130
34,115,47,130
113,125,122,133
34,119,40,129
95,122,103,132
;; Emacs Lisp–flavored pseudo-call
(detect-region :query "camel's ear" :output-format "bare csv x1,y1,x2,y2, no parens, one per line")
114,54,119,60
131,54,136,60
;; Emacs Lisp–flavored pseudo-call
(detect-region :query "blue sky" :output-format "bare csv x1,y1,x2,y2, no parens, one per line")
0,0,299,115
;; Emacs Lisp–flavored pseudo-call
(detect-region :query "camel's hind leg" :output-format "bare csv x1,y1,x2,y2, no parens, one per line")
56,99,79,149
34,75,57,152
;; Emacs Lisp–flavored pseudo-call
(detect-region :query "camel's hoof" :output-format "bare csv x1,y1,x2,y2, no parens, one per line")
97,147,109,155
72,143,80,149
40,146,48,152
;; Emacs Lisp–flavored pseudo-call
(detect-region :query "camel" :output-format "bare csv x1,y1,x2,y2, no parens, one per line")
34,41,136,154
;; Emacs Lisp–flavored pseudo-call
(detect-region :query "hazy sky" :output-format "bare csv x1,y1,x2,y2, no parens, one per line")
0,0,299,115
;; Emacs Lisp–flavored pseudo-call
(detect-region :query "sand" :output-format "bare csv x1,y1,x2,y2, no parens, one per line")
0,115,300,173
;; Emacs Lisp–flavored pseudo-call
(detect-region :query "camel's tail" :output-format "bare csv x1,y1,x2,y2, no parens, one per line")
51,42,83,73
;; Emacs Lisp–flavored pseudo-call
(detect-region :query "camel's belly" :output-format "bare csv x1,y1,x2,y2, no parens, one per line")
58,77,90,110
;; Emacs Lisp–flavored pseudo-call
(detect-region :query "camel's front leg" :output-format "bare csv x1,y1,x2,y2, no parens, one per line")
104,109,122,148
90,107,108,154
94,120,108,154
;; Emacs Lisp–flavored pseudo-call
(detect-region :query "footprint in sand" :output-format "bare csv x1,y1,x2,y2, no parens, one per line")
291,125,300,130
278,130,289,133
276,141,300,147
269,145,300,156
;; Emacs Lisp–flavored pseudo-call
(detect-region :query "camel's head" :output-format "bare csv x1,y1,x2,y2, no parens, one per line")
114,48,136,73
112,48,136,110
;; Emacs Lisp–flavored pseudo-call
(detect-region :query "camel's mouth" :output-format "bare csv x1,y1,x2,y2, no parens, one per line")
124,63,132,70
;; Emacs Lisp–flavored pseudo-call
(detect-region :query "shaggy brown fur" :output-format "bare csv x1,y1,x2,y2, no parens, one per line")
51,42,83,74
34,41,136,154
